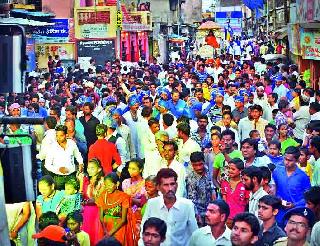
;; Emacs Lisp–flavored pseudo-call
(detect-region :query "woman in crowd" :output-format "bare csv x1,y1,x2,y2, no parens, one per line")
6,201,36,246
122,159,147,243
96,172,135,245
277,123,299,154
36,175,65,219
79,158,105,245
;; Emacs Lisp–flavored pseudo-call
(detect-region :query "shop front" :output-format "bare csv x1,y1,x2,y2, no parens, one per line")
121,10,152,63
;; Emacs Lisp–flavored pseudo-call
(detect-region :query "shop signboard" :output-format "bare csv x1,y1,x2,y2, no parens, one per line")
117,10,122,29
300,29,320,60
32,19,69,43
77,39,115,69
80,24,108,39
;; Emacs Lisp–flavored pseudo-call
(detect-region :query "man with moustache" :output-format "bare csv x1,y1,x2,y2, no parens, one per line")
189,199,232,246
140,168,198,246
274,207,315,246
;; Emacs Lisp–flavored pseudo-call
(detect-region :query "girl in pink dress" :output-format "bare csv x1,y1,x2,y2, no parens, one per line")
79,158,105,245
221,158,250,228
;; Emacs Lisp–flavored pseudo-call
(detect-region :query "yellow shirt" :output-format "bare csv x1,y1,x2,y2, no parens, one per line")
298,162,313,181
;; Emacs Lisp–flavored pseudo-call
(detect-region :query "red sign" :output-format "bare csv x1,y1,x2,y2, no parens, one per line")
78,11,110,25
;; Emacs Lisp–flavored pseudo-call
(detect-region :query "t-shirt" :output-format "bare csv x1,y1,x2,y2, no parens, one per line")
280,138,299,154
77,230,90,246
214,150,243,181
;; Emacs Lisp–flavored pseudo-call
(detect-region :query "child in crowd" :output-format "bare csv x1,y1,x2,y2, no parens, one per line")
65,211,90,246
298,147,313,181
260,166,273,195
58,178,82,222
141,175,158,216
221,158,249,228
267,140,284,168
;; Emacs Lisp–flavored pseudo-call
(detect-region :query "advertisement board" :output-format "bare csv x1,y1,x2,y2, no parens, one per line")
32,19,69,43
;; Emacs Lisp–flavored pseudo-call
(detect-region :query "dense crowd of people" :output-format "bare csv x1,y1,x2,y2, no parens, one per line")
1,38,320,246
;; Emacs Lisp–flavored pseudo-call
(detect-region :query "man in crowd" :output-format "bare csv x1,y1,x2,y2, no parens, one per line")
189,199,231,246
141,168,198,246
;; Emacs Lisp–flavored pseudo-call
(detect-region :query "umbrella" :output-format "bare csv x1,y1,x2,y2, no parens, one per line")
198,21,221,30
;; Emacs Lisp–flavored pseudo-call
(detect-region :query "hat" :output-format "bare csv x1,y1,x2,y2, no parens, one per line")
158,100,169,109
283,207,315,228
112,108,123,116
235,96,244,103
128,94,140,107
105,118,118,129
191,102,203,112
275,74,284,81
32,225,66,242
85,81,95,88
9,103,20,111
39,98,45,103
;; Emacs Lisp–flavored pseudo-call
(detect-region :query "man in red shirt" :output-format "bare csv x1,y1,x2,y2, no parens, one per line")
88,124,122,175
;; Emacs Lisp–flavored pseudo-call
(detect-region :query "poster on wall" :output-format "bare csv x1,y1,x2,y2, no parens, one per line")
300,29,320,60
26,38,36,72
77,39,115,69
36,43,75,69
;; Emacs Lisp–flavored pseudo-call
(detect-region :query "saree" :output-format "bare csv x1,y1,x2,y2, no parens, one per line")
96,190,136,246
6,202,36,246
122,178,146,243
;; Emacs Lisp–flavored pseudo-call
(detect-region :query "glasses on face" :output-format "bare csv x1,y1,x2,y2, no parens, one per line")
288,220,308,229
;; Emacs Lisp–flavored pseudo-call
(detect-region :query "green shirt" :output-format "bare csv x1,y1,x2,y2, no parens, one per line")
312,158,320,187
213,150,243,169
8,128,32,145
280,138,299,154
214,150,243,181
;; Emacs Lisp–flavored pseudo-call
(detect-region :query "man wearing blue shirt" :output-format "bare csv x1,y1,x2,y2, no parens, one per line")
273,146,311,227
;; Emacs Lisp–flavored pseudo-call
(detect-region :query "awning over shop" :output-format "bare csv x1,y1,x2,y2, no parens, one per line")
300,23,320,29
275,26,288,39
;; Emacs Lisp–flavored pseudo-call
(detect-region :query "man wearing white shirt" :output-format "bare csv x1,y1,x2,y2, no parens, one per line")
140,168,198,246
162,113,177,140
44,125,83,189
37,116,57,161
189,199,232,246
176,122,201,167
160,141,186,197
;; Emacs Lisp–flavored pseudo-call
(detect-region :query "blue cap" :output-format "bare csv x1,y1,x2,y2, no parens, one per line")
275,74,284,81
191,102,203,111
128,94,140,107
235,96,244,103
105,118,118,129
158,100,169,109
76,95,92,105
112,108,122,116
238,89,249,97
102,96,117,108
283,207,315,228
